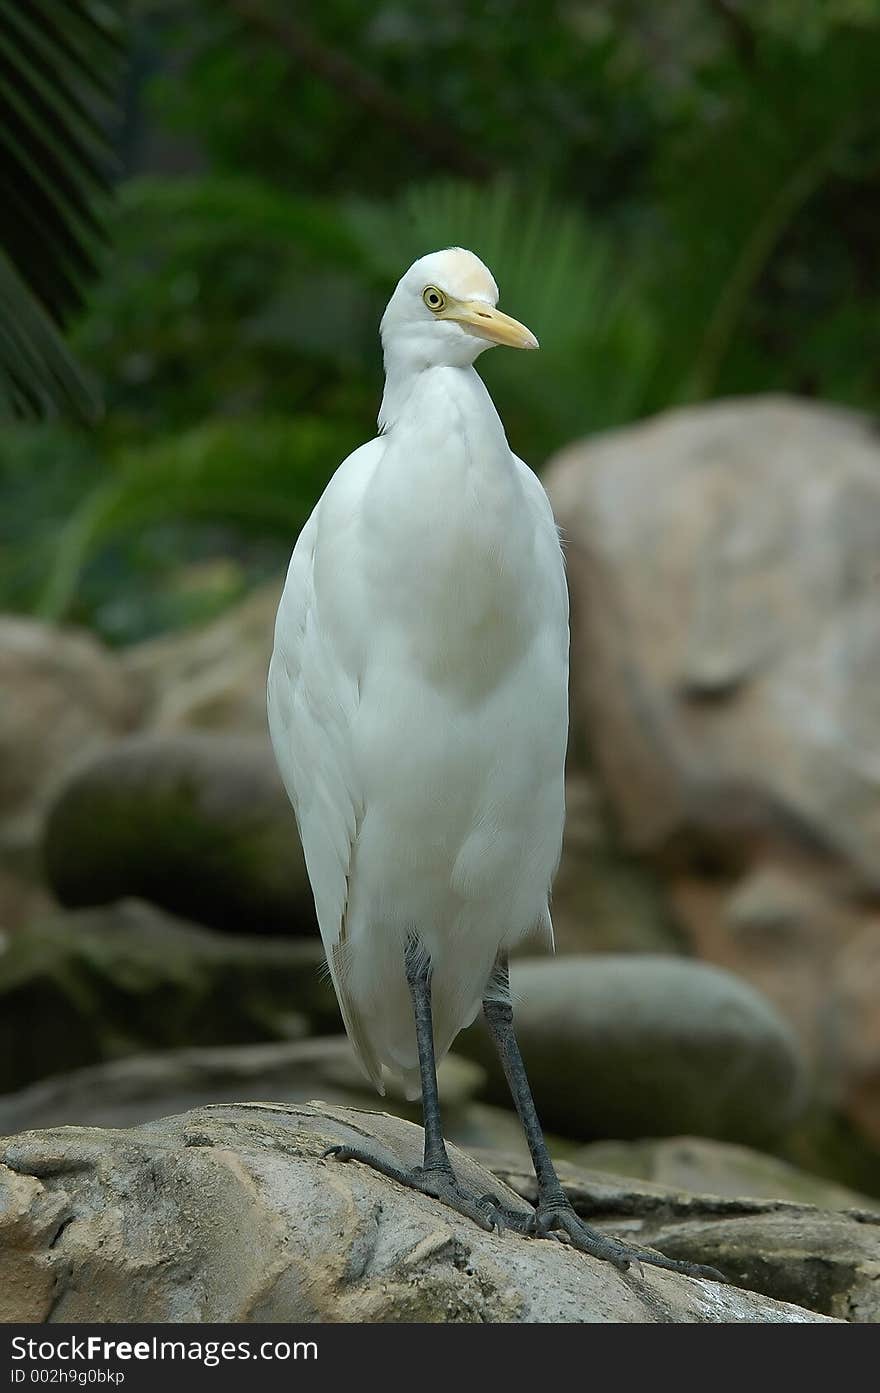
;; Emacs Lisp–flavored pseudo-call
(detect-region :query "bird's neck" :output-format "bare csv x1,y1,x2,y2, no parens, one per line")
378,349,482,434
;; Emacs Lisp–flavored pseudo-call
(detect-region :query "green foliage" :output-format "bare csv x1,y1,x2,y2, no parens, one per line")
349,179,660,453
39,413,360,619
77,173,655,460
654,23,880,402
72,175,383,435
151,0,661,200
3,0,880,640
0,0,124,420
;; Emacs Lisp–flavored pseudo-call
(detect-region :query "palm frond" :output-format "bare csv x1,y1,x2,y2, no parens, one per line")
36,414,361,619
347,178,662,454
0,250,98,420
0,0,124,420
656,25,880,402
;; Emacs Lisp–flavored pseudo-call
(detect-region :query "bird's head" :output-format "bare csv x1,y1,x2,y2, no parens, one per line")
380,248,538,370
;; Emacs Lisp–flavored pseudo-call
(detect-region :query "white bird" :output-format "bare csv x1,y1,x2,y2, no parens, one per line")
268,248,721,1280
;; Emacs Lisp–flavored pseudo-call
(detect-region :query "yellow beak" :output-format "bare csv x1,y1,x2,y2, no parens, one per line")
443,299,539,350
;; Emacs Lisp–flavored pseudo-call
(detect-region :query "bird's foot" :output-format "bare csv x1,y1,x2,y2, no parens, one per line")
323,1144,505,1232
530,1197,726,1283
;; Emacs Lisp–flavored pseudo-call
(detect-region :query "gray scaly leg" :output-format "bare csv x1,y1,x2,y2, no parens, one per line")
482,957,725,1282
325,934,504,1231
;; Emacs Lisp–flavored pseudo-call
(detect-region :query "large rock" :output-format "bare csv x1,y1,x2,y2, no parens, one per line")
668,861,858,1065
0,900,336,1093
545,396,880,1157
0,1102,832,1322
458,955,806,1146
44,731,313,936
547,396,880,878
0,617,143,863
122,581,281,735
0,1037,485,1136
489,1151,879,1321
669,861,880,1164
570,1136,876,1212
549,771,684,956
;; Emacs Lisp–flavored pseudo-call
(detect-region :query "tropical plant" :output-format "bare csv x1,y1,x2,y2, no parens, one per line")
3,0,880,642
0,0,125,420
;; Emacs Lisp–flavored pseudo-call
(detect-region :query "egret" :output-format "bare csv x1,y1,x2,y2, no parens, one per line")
268,248,721,1280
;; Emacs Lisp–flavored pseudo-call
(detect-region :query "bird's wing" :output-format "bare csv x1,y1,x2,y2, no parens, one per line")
267,446,384,1091
513,453,570,950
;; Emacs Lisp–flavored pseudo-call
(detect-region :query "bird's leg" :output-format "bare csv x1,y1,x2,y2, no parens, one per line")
324,934,506,1232
482,957,725,1282
405,932,456,1175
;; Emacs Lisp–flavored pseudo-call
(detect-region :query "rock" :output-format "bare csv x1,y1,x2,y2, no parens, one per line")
546,396,880,1161
546,396,880,881
458,955,807,1146
0,866,53,935
0,1035,536,1162
569,1136,877,1212
122,582,281,735
43,731,314,936
549,771,684,956
668,862,880,1167
0,1102,832,1322
0,900,337,1093
667,861,859,1066
487,1151,877,1321
0,1037,485,1135
0,616,143,863
834,921,880,1155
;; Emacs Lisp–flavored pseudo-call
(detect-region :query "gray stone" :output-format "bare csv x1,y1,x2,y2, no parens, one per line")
487,1151,877,1321
545,398,880,1162
0,1037,485,1136
0,900,337,1092
549,771,685,956
122,581,281,736
458,954,807,1146
546,396,880,883
0,1103,832,1322
0,616,143,864
43,731,313,936
570,1136,877,1212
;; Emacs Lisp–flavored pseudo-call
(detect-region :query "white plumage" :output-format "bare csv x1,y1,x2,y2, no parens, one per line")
268,248,568,1097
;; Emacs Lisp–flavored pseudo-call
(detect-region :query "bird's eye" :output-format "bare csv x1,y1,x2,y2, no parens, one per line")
423,286,446,312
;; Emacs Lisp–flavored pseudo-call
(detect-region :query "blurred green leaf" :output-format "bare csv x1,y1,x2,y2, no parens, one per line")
0,0,125,421
346,178,659,455
37,414,361,621
3,1,880,637
0,251,99,421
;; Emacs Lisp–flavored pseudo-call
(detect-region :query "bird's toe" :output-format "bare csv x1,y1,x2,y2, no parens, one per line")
533,1200,726,1282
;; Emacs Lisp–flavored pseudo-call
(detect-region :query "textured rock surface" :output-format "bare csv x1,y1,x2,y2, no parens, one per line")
0,1103,834,1323
0,616,143,862
668,861,880,1164
44,732,313,936
546,396,880,1158
458,955,806,1145
488,1153,879,1321
667,861,861,1065
549,771,684,956
0,900,336,1091
571,1136,877,1212
0,1037,484,1137
547,396,880,877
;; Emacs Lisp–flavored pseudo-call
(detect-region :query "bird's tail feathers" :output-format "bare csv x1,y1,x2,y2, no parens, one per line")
330,942,386,1094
